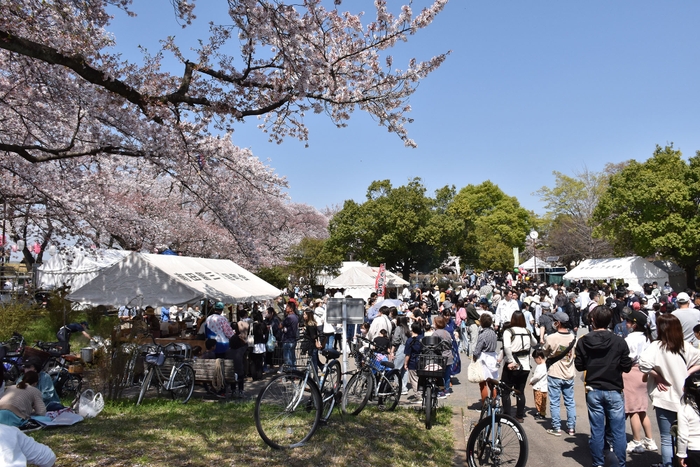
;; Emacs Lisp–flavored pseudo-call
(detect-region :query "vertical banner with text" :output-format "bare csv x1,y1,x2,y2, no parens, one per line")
375,263,387,298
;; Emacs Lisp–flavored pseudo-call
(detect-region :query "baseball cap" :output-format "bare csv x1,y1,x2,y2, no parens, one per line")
552,311,569,323
214,302,225,310
80,321,90,329
627,310,648,328
540,301,551,309
677,292,691,304
632,302,641,311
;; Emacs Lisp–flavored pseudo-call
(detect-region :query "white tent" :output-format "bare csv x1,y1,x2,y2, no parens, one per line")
518,256,551,271
316,261,367,286
36,248,130,291
563,256,669,291
66,252,281,307
652,260,687,292
325,265,409,301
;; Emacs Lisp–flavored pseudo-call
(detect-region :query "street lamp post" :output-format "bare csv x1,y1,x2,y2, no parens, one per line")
529,230,538,282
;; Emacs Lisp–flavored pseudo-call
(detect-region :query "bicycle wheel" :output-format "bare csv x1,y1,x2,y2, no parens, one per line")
3,361,21,384
320,360,341,421
170,364,195,404
255,371,322,449
466,414,528,467
57,373,83,399
424,385,433,429
137,367,154,406
341,369,373,416
376,371,401,411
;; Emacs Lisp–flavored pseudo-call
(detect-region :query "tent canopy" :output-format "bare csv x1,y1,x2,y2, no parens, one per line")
36,248,130,291
652,260,687,292
518,257,551,270
563,256,669,291
325,266,408,301
326,266,408,289
66,253,280,307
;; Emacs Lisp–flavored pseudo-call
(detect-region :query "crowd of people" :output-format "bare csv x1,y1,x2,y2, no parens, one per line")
4,268,700,466
170,274,700,467
384,272,700,467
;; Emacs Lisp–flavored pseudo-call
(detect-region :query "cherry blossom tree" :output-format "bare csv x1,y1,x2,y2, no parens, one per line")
0,0,448,267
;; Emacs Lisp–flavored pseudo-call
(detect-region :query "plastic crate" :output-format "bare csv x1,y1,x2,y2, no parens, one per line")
416,353,447,378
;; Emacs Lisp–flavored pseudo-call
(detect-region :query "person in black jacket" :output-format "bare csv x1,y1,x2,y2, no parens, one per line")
574,305,632,467
564,292,580,334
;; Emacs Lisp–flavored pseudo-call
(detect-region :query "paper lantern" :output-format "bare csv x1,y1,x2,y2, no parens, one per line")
32,242,41,254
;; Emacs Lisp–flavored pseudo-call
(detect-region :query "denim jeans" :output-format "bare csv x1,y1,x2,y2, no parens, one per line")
548,376,576,431
655,406,677,467
459,323,469,353
586,389,626,467
282,341,296,367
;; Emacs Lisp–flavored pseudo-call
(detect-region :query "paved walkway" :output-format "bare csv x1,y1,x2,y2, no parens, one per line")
446,359,666,467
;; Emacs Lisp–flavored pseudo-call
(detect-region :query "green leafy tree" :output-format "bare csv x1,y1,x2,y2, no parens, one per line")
535,168,616,265
448,181,532,270
285,238,342,287
327,179,455,279
593,144,700,287
255,266,289,290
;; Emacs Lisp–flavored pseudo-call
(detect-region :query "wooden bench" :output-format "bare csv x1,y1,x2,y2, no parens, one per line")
191,358,238,385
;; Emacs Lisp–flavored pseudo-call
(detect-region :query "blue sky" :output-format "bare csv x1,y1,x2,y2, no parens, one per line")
107,1,700,215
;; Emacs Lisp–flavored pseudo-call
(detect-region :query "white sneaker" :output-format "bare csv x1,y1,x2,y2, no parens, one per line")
643,437,658,452
626,440,644,453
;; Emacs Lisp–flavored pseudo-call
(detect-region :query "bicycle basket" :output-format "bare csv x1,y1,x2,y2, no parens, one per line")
164,343,191,360
416,353,447,378
145,351,165,366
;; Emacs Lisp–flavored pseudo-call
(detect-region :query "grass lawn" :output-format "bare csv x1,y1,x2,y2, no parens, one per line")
32,399,454,466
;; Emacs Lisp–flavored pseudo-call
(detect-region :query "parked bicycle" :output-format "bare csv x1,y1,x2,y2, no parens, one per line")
36,341,83,399
1,332,25,384
417,335,450,429
341,336,402,415
255,339,342,449
136,340,195,405
466,378,528,467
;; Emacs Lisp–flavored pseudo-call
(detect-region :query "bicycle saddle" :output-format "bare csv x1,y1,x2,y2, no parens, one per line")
321,349,341,359
380,360,394,369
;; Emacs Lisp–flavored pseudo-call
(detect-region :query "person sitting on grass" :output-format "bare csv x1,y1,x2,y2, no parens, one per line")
0,424,56,467
0,371,46,428
17,357,63,412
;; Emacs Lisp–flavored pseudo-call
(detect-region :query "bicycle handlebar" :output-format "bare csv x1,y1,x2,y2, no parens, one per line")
485,378,521,396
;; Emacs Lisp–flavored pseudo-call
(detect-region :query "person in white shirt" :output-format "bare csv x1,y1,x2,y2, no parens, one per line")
623,311,657,453
0,424,56,467
367,306,393,342
313,298,335,349
677,371,700,467
494,290,520,331
529,348,548,419
673,292,700,346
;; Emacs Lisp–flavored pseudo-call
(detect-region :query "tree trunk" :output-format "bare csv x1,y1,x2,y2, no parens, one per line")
685,262,699,290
